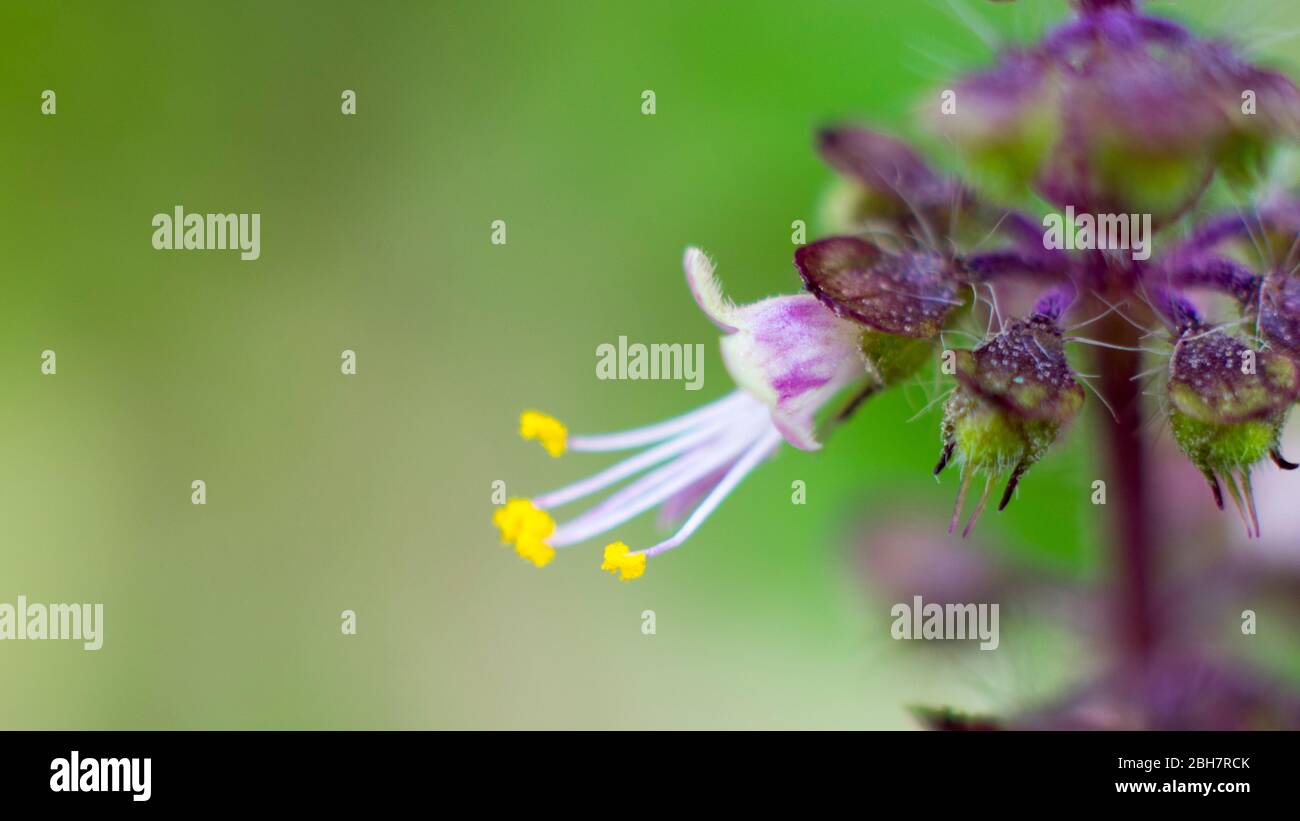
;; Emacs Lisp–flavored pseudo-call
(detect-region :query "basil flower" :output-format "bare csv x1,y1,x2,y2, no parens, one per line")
493,248,869,579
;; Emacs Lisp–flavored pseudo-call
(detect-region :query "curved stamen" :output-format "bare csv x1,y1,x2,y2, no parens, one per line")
581,442,734,525
640,427,784,558
567,391,748,452
533,415,735,510
550,419,770,547
568,403,770,521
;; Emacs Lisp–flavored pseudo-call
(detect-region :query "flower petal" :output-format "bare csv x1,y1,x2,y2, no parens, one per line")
684,247,738,332
684,247,868,450
720,294,867,450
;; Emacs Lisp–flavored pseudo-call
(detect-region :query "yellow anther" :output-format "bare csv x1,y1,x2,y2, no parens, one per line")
520,411,567,457
515,535,556,568
492,498,556,556
601,541,646,581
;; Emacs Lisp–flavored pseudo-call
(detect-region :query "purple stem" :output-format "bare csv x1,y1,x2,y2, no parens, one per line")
1094,269,1159,683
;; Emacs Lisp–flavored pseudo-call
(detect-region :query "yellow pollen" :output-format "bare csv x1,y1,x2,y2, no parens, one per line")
601,541,646,581
492,499,556,570
520,411,567,457
515,535,556,568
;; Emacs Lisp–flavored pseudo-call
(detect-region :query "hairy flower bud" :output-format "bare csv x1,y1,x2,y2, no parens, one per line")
935,313,1085,536
1166,323,1300,536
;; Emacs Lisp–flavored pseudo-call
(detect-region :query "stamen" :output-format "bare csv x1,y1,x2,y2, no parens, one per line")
640,427,784,558
601,541,646,581
557,406,769,532
520,411,567,457
580,444,729,525
549,420,769,547
566,391,749,452
516,536,556,568
491,498,555,546
490,499,557,567
533,416,732,510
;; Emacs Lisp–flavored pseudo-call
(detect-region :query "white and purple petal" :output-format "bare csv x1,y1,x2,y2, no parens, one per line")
685,247,867,450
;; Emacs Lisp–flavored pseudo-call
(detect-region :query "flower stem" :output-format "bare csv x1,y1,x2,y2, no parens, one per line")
1094,304,1158,674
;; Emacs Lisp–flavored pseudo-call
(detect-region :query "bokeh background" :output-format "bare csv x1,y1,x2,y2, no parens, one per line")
2,0,1298,729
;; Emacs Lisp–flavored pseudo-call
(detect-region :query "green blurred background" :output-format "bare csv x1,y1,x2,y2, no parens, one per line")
0,0,1295,729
